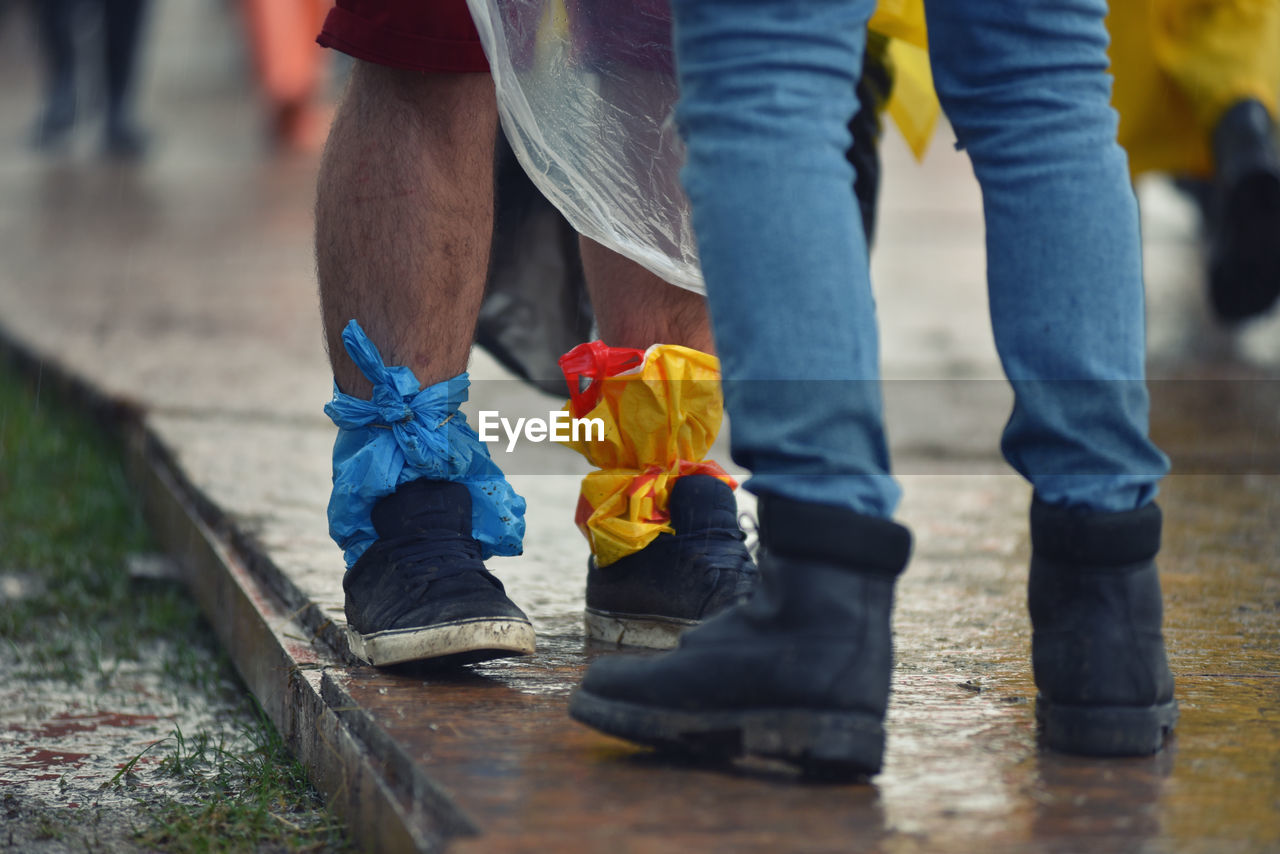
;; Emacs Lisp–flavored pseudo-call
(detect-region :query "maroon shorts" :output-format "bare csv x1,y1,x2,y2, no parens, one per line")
317,0,490,73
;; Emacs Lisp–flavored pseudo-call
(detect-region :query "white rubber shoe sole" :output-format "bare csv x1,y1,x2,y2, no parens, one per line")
347,617,536,667
584,608,698,650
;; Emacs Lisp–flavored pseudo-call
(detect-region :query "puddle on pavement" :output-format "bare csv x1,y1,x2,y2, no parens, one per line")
875,473,1280,850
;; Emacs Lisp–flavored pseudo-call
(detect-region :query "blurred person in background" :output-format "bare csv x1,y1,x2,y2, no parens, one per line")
239,0,333,153
1110,0,1280,323
29,0,150,157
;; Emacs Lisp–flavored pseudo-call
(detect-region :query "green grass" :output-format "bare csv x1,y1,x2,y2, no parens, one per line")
139,706,351,854
0,359,352,853
0,367,162,665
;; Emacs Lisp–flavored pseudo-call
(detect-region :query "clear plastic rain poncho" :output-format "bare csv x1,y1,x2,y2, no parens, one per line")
464,0,938,294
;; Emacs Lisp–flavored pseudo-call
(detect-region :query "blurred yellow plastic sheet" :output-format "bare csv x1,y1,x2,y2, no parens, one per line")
1109,0,1280,178
869,0,927,48
559,342,735,567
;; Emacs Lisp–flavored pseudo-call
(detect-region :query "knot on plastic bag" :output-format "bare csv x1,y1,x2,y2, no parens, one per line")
559,340,645,419
376,400,414,426
324,321,476,474
324,320,525,567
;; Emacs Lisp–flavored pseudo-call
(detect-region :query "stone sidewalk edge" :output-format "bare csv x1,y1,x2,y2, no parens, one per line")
0,328,475,853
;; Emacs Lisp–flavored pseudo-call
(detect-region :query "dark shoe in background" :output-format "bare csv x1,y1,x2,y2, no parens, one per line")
584,475,756,649
570,494,911,780
1207,99,1280,322
343,479,536,668
1029,498,1178,756
31,79,76,151
103,115,149,159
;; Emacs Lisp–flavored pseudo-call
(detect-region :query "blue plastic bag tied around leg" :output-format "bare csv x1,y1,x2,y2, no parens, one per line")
324,320,526,568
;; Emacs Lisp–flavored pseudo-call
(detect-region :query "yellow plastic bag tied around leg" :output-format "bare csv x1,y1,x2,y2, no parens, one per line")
559,341,736,568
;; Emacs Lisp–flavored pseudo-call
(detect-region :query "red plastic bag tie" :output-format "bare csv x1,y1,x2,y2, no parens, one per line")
558,340,646,418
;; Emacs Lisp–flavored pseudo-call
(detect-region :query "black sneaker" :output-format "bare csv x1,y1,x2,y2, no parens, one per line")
584,475,757,649
343,479,536,667
1029,498,1178,756
570,495,912,780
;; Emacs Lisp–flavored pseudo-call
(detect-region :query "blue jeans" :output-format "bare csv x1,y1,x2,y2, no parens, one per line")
670,0,1170,516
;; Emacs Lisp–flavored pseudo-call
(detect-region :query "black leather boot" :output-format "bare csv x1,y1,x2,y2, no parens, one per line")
1029,499,1178,756
569,494,911,779
1207,99,1280,322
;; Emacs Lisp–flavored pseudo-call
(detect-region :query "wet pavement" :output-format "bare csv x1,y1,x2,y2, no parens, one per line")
1,2,1278,852
0,636,253,810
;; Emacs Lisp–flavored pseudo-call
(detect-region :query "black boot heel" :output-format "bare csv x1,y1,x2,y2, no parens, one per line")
1036,698,1179,757
1029,499,1178,757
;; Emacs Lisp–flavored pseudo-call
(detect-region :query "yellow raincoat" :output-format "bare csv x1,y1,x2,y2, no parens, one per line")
1109,0,1280,178
867,0,1280,177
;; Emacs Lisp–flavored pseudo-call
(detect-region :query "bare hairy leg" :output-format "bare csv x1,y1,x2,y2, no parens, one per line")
579,237,715,353
316,62,497,397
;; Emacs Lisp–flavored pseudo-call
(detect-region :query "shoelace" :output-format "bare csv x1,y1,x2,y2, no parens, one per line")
374,529,493,602
675,527,758,586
